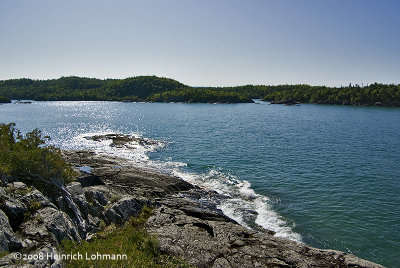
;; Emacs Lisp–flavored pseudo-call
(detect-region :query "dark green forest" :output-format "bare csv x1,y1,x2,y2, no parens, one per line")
262,83,400,106
149,88,253,103
0,76,188,102
0,95,11,103
0,76,398,106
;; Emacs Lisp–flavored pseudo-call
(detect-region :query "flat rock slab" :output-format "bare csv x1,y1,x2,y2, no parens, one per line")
147,206,383,268
62,150,384,268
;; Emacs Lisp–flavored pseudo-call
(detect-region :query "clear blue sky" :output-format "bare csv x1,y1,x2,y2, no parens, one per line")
0,0,399,86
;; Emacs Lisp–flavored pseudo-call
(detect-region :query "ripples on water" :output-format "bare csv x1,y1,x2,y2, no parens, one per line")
0,101,399,267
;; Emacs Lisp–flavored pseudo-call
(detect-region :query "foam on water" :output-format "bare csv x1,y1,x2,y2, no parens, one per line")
170,168,302,241
57,131,166,165
61,131,302,242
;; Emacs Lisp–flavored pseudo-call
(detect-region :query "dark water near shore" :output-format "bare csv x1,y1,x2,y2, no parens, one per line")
1,101,399,267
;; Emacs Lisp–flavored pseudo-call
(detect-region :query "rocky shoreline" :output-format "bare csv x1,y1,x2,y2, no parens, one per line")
0,140,384,267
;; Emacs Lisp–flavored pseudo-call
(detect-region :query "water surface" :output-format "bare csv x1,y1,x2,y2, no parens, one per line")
1,101,399,267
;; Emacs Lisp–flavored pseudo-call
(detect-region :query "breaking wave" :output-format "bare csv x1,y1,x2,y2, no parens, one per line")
61,131,302,242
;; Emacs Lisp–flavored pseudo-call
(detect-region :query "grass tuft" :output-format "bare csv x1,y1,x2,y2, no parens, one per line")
61,206,191,267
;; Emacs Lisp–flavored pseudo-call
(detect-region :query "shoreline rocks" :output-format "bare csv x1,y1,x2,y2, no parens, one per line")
269,98,301,105
0,149,384,267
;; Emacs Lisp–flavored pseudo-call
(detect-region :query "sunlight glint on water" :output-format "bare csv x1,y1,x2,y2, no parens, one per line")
0,101,399,267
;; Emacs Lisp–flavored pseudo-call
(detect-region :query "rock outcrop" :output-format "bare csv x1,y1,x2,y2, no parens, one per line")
0,209,20,252
269,99,300,105
147,205,380,268
0,148,384,267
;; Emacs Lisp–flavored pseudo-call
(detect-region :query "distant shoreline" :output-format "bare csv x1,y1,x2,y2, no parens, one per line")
5,98,400,108
0,76,398,106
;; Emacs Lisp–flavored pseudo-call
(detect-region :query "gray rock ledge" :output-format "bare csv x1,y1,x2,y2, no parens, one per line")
0,149,384,267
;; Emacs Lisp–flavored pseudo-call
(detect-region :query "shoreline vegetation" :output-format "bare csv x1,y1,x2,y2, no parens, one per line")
0,95,11,103
0,76,399,106
0,125,384,267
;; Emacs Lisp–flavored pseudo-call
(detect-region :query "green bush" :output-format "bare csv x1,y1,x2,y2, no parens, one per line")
0,123,76,196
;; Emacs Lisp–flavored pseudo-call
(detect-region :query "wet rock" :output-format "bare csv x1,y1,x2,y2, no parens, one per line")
270,98,299,105
0,149,383,268
83,133,161,148
161,196,235,223
61,149,383,267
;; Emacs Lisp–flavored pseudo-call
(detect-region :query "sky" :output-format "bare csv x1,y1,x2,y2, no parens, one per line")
0,0,399,86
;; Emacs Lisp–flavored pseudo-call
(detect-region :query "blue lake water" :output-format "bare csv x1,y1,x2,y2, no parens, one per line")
1,101,399,267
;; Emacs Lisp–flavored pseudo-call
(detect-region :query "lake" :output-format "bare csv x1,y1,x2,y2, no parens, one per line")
1,101,399,267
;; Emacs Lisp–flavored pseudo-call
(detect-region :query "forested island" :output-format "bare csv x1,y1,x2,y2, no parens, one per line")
0,76,399,106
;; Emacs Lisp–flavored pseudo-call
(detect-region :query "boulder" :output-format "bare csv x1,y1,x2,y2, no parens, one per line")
104,196,144,224
270,98,298,105
0,198,26,231
84,186,109,206
0,209,20,252
20,188,56,210
0,182,57,232
20,207,81,247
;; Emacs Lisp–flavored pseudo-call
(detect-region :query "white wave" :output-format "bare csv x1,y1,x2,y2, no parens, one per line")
59,131,165,165
254,197,302,241
169,168,302,242
61,131,302,242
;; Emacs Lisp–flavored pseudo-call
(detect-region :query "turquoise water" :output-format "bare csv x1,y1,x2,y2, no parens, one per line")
1,101,399,267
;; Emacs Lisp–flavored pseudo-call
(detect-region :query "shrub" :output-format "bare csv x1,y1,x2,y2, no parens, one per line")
0,123,76,196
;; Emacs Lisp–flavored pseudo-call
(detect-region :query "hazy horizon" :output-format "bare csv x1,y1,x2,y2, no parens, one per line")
0,75,394,88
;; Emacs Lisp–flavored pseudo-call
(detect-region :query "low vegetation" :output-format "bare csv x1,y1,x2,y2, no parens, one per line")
0,124,190,267
61,207,190,268
0,123,75,195
0,95,11,103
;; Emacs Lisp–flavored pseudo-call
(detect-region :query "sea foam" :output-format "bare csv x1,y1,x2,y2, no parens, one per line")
61,132,302,242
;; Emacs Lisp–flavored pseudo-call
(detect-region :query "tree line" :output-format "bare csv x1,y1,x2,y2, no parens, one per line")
149,88,254,103
0,76,187,101
262,83,400,106
0,76,398,105
0,95,10,103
